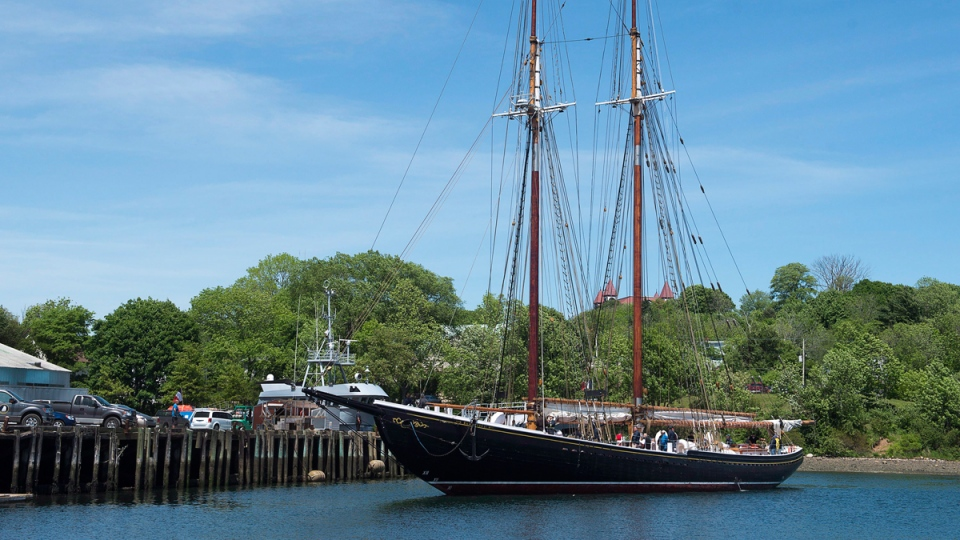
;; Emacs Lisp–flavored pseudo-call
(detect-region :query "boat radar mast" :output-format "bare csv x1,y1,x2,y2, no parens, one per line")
302,282,356,388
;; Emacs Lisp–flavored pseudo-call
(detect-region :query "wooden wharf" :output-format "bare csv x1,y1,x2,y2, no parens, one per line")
0,426,406,495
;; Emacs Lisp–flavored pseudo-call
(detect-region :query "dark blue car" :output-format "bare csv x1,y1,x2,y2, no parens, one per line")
52,410,77,427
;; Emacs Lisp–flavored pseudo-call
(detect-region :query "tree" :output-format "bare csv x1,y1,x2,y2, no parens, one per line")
851,280,920,326
882,322,944,372
290,251,462,339
914,277,960,320
86,298,198,410
21,298,94,370
900,361,960,432
804,348,869,431
0,306,28,350
680,284,734,314
354,278,446,400
739,290,774,320
726,321,788,371
235,253,304,295
811,254,868,292
770,263,818,308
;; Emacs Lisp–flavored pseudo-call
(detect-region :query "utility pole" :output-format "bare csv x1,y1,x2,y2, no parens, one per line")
799,338,806,388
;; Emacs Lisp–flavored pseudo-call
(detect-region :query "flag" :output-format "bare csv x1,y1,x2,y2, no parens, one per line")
175,391,183,403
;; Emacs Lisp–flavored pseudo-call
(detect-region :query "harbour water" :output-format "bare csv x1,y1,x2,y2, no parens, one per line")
2,471,958,539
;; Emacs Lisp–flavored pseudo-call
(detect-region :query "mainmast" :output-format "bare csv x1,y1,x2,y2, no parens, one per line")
630,0,644,406
596,0,673,407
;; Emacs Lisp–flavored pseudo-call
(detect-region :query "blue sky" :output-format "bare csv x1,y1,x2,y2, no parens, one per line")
1,0,959,319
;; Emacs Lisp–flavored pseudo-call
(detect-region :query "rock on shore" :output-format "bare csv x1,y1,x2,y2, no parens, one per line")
798,456,960,476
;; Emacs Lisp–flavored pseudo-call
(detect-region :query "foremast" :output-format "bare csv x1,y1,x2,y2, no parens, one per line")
493,0,573,418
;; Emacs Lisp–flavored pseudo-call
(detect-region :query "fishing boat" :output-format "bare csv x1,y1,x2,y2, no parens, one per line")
259,286,387,431
306,0,804,494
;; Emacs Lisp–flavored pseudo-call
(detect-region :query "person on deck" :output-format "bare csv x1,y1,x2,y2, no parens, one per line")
667,427,678,451
643,432,652,450
658,431,668,452
725,434,734,447
769,434,780,455
631,428,642,447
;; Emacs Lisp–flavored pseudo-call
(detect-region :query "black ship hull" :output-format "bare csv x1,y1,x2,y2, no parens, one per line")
305,389,804,496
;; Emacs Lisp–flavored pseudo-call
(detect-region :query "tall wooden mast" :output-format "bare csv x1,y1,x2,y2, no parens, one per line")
630,0,644,406
527,0,540,404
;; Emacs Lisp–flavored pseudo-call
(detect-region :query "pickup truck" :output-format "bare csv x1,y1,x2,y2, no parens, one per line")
37,395,132,428
0,388,57,427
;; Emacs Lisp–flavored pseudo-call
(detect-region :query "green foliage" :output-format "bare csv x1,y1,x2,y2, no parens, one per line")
236,253,305,295
803,347,869,431
680,284,734,314
806,289,850,329
21,298,94,370
900,361,960,431
726,322,787,371
915,277,960,320
769,262,817,308
0,305,28,350
87,298,198,411
290,251,461,339
882,322,944,371
851,280,920,326
739,290,774,320
887,432,922,457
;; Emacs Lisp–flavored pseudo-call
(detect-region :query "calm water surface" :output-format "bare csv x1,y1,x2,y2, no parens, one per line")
2,472,958,539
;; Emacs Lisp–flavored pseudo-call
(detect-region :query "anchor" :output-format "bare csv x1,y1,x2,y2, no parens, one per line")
460,411,489,461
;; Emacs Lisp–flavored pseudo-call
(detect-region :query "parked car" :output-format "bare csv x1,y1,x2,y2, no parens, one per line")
0,388,57,427
52,411,77,427
155,408,189,428
189,409,233,431
746,382,771,394
114,404,157,428
37,394,132,428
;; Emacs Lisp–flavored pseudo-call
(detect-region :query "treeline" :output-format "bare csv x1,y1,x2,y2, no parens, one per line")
2,252,959,459
0,252,462,413
662,257,960,459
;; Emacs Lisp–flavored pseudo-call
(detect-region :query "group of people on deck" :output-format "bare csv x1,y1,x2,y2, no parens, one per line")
620,426,783,455
622,426,680,452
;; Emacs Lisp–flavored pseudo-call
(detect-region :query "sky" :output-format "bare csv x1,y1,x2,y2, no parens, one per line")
1,0,959,320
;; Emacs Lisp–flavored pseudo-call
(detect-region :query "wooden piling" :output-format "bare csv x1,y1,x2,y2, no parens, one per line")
266,430,274,485
10,430,21,493
52,429,63,493
134,428,144,493
68,426,81,493
239,430,248,486
207,430,217,490
178,429,189,490
25,429,38,493
107,429,118,491
279,433,287,486
162,428,172,490
224,429,233,487
197,431,207,489
91,429,102,492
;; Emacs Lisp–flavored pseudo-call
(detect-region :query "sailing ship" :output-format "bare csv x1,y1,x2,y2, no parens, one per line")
305,0,804,494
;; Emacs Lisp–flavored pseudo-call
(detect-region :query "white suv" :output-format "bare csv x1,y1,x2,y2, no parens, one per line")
189,409,233,431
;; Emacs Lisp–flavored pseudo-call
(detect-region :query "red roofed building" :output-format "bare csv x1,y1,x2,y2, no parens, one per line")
593,280,676,307
592,280,619,307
